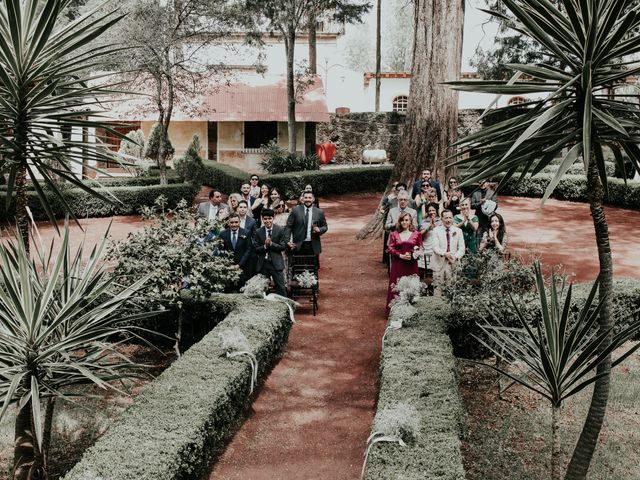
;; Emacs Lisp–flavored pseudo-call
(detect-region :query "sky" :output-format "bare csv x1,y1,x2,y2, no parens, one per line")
342,0,500,72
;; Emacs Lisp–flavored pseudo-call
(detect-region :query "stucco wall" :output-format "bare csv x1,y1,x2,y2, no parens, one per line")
277,122,305,151
141,120,208,160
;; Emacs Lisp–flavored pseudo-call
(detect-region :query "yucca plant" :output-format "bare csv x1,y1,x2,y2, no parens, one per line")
475,262,640,479
0,0,127,250
448,0,640,476
0,222,155,480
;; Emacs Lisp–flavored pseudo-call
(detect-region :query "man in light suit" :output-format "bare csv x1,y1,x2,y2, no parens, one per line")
219,214,253,288
286,192,328,257
197,189,230,222
385,191,418,231
411,168,442,201
253,208,287,297
431,209,466,294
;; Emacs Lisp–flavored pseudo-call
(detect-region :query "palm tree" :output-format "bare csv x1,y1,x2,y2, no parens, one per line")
0,222,154,480
448,0,640,476
475,262,640,479
0,0,127,251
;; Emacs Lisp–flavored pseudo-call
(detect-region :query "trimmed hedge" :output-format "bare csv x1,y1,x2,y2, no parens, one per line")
495,173,640,209
202,161,393,198
0,173,180,191
0,183,199,221
365,296,466,480
64,295,292,480
447,277,640,359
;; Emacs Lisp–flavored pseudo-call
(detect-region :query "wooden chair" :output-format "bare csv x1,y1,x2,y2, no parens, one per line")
288,253,319,315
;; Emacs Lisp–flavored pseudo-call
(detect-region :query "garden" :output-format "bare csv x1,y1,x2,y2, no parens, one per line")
1,0,640,478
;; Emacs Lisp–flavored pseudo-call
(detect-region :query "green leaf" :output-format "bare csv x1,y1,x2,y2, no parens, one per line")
541,142,582,206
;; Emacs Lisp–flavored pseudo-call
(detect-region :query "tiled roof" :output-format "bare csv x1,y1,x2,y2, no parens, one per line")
105,74,329,123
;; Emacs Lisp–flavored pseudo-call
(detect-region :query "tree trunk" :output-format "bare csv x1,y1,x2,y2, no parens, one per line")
308,9,317,74
285,29,297,154
375,0,381,112
155,73,168,186
392,0,464,184
13,400,36,480
15,163,30,255
564,159,613,480
358,0,464,240
552,404,561,480
42,400,55,474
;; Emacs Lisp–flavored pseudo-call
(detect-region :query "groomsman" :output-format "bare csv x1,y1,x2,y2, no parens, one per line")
286,192,328,257
219,214,252,288
253,209,288,297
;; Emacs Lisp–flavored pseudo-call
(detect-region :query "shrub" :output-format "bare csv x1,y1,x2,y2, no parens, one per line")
201,161,392,199
174,134,206,185
144,123,175,161
63,296,292,480
0,183,199,221
364,296,465,479
106,196,239,340
118,129,153,176
259,140,320,174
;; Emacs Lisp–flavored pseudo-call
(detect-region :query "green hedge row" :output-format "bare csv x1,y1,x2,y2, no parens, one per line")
495,173,640,209
447,278,640,359
0,173,180,191
0,183,199,222
365,296,466,480
202,161,393,198
64,295,292,480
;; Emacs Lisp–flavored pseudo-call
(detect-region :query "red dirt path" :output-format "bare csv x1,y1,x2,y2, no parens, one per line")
209,193,389,480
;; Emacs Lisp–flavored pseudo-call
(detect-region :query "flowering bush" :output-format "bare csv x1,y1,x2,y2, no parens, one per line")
392,274,425,305
107,196,239,312
241,274,272,298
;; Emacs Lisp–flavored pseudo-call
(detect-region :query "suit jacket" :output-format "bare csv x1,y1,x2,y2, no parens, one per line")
412,179,442,200
385,206,418,231
239,215,257,236
431,224,465,272
197,201,230,221
286,205,328,254
219,227,252,269
252,224,287,271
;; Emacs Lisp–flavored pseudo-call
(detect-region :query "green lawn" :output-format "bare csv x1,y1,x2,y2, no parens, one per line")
460,343,640,480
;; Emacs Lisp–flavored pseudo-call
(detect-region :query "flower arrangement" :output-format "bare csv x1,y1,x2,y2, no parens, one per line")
294,270,318,288
393,274,425,305
241,274,272,298
361,402,421,478
218,327,258,394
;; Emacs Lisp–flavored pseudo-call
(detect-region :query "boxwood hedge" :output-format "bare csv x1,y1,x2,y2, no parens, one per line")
0,183,199,222
202,161,392,198
364,296,466,480
63,295,292,480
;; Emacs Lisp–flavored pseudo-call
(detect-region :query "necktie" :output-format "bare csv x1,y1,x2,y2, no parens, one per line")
267,229,272,238
305,208,311,241
231,231,237,249
446,228,451,253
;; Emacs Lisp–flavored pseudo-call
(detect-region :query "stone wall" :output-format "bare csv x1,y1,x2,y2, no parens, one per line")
316,109,483,164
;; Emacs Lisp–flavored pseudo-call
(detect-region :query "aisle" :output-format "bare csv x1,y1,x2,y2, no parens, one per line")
209,193,389,480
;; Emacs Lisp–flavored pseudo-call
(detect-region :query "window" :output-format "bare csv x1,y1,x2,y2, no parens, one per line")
392,95,409,112
244,121,278,149
508,96,527,106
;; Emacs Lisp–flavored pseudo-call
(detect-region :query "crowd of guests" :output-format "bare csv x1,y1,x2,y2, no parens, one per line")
197,175,328,298
383,168,508,314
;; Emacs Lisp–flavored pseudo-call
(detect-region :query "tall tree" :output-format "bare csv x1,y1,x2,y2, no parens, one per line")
393,0,464,182
358,0,464,238
244,0,371,154
448,0,640,476
91,0,239,185
308,6,318,73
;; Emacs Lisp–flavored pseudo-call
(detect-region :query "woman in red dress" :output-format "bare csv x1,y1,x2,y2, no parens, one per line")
386,212,423,315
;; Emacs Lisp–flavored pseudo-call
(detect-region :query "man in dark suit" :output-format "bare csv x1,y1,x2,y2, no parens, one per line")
252,208,287,297
286,192,328,257
236,200,257,235
219,214,252,288
411,168,442,201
